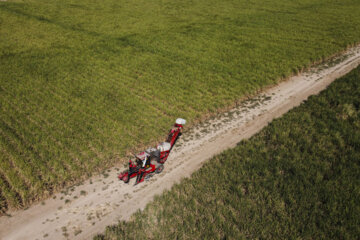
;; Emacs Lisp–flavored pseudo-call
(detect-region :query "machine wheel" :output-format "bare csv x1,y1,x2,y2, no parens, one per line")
155,164,164,174
122,174,130,183
158,159,165,164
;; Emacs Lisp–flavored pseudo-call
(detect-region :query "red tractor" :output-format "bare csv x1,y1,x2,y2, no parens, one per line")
118,118,186,185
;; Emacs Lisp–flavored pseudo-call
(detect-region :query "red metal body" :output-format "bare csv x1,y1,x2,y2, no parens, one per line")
118,119,184,184
167,123,183,146
157,122,184,163
159,151,170,164
118,161,158,185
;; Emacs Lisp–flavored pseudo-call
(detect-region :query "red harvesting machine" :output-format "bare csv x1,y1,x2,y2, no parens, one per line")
118,118,186,185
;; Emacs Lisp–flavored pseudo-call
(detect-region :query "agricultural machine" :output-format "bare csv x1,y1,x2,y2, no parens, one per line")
118,118,186,185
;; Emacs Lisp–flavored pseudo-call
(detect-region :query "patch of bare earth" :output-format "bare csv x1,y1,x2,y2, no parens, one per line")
0,45,359,240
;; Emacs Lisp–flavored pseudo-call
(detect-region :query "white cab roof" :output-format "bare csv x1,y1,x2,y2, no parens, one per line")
157,142,171,152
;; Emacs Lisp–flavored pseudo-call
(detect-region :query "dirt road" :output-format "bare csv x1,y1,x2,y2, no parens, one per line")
0,45,359,240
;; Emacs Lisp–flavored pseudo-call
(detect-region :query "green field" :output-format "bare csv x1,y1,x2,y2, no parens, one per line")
95,66,360,239
1,0,360,211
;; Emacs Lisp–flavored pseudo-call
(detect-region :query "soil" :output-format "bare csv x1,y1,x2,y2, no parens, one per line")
0,45,359,240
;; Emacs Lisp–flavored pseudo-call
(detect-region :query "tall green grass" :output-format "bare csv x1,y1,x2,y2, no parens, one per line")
95,67,360,239
1,0,360,210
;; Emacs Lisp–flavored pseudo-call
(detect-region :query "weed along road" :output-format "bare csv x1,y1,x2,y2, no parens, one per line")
0,46,359,239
